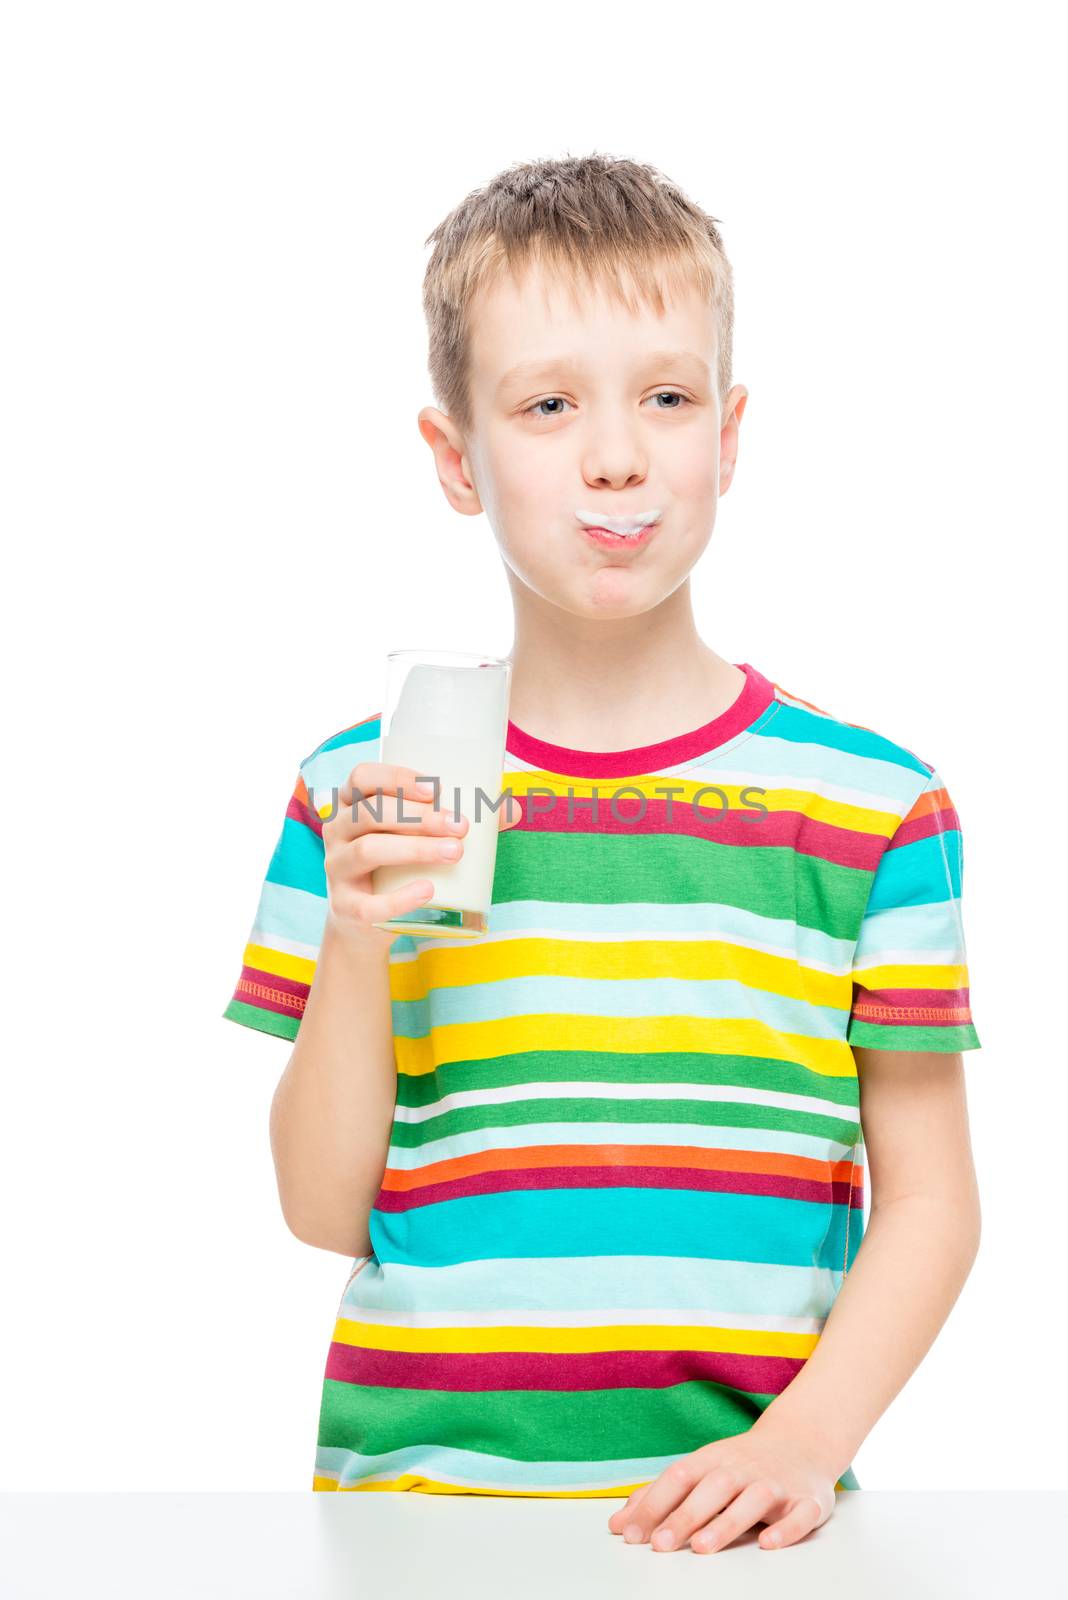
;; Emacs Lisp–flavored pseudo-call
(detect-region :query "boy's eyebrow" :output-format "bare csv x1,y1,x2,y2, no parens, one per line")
496,349,711,396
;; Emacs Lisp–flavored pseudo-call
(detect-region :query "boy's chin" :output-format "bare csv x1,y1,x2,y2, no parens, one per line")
550,578,680,621
505,553,688,619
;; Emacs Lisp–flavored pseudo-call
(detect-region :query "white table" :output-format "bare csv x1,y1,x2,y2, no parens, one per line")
0,1491,1064,1598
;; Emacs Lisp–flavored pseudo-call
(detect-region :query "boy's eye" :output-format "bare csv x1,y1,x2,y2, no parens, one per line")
527,396,572,418
648,390,689,410
523,390,691,419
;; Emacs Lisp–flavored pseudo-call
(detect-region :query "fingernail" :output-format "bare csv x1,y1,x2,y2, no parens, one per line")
623,1523,644,1543
415,782,435,797
653,1529,676,1550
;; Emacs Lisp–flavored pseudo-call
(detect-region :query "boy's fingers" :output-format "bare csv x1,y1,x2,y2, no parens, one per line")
608,1484,650,1526
339,764,434,809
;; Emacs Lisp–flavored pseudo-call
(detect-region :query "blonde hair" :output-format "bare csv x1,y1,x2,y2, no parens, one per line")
422,152,735,436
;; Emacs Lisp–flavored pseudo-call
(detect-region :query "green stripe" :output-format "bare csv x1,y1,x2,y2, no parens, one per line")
495,832,872,940
847,1021,981,1053
222,999,299,1042
318,1377,773,1461
395,1049,861,1110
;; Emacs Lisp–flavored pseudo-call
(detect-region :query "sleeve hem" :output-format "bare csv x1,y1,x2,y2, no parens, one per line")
847,1019,981,1053
222,998,300,1043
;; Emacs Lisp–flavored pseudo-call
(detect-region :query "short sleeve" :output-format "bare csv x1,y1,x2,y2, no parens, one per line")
847,767,981,1053
222,767,328,1042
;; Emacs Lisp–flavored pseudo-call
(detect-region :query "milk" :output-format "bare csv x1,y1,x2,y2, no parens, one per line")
370,658,512,934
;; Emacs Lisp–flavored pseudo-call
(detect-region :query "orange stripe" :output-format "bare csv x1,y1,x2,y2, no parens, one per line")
379,1141,857,1191
903,783,952,824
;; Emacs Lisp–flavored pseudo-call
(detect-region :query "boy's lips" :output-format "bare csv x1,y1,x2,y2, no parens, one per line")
580,521,659,549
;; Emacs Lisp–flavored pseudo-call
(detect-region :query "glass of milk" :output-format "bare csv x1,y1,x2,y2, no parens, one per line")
369,648,513,939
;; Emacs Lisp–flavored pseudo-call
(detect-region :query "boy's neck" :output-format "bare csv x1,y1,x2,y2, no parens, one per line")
503,584,746,752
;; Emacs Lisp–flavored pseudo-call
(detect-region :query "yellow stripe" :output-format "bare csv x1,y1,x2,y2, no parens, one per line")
332,1318,819,1358
853,961,970,990
389,934,850,1010
394,1013,855,1080
243,940,316,984
316,1473,648,1496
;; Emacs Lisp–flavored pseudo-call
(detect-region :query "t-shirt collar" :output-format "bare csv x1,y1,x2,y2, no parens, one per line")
505,661,775,777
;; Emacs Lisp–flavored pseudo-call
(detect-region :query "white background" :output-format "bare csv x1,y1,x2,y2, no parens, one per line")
3,1,1064,1492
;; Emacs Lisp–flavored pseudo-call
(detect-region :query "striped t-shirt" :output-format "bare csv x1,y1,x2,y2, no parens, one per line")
223,660,980,1497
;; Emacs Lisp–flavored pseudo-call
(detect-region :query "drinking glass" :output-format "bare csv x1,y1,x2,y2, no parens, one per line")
369,648,513,939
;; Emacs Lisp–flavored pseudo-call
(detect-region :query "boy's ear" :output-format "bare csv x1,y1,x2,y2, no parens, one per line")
721,384,748,432
417,405,484,517
719,384,748,493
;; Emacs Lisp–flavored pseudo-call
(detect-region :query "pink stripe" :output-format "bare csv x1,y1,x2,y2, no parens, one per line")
325,1342,805,1395
852,983,972,1027
232,965,309,1018
374,1164,861,1213
861,984,971,1011
891,803,962,850
288,793,324,836
509,790,886,868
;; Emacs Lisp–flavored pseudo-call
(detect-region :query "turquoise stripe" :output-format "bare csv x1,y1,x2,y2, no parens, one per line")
391,974,850,1040
264,816,326,896
305,717,382,764
341,1254,846,1319
316,1442,689,1491
868,829,962,910
853,899,966,960
370,1187,852,1272
253,880,328,947
702,728,931,807
759,703,931,775
301,725,382,798
317,1442,862,1493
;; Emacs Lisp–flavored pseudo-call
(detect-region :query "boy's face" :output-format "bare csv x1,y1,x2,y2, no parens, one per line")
418,258,746,622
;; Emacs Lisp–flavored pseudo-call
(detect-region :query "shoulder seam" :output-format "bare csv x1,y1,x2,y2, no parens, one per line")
300,710,382,772
771,679,936,776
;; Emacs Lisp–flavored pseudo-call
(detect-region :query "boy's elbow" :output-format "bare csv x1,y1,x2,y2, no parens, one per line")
949,1198,982,1273
283,1208,372,1258
968,1200,982,1261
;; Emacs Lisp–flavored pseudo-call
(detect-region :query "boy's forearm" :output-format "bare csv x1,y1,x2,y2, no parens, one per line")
750,1193,982,1480
268,919,397,1256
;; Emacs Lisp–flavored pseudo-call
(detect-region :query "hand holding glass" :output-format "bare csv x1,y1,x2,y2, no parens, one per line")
369,650,515,939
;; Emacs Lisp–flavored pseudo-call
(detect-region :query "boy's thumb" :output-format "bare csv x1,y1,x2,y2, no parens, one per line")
499,794,523,828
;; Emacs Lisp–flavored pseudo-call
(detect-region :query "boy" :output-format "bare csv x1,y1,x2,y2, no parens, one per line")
223,154,982,1555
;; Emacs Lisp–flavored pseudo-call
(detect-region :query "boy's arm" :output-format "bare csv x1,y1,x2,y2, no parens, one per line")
750,1046,982,1479
269,917,397,1257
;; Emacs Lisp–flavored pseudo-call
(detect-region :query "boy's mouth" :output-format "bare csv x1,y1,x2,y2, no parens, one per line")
575,507,662,549
580,522,659,549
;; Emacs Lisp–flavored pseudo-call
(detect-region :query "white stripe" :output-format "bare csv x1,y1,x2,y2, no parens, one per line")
337,1305,827,1335
248,928,319,961
854,948,966,969
706,765,905,813
391,1078,853,1124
